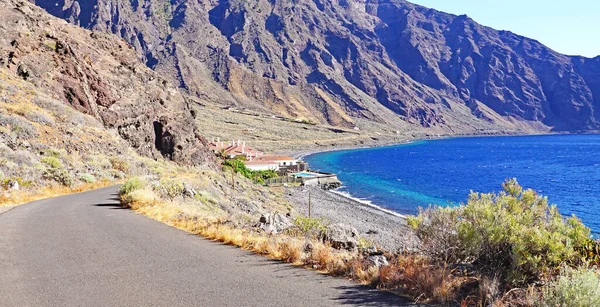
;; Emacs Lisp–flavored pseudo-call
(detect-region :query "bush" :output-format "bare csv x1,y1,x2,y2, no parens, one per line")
156,178,185,198
408,179,592,284
41,156,62,168
195,191,217,205
43,148,61,158
43,167,73,187
1,177,33,189
119,177,145,196
222,159,253,179
78,173,96,183
222,159,278,184
25,110,55,126
294,216,328,235
121,189,157,209
0,114,37,140
110,157,129,173
541,267,600,307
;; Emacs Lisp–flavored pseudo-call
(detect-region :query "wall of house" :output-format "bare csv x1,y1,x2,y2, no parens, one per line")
275,160,297,166
246,164,279,171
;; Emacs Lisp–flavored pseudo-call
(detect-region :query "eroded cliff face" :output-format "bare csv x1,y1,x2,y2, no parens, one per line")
2,0,216,167
32,0,600,132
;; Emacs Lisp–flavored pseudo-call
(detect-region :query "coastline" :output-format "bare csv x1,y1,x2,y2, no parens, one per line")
289,130,570,160
285,186,416,252
285,131,583,247
328,189,407,219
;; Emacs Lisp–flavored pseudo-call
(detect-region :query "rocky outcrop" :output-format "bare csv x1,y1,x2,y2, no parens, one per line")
33,0,600,133
326,223,358,251
2,0,215,167
257,212,293,234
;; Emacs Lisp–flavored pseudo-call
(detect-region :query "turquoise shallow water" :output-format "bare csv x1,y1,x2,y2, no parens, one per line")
304,135,600,235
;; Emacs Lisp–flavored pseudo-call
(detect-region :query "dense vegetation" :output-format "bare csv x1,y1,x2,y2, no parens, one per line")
407,179,600,305
221,158,278,184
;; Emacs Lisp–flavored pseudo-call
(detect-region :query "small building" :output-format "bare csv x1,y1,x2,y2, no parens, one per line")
259,155,297,167
244,155,299,171
208,138,262,160
244,161,280,171
291,171,342,190
208,138,301,172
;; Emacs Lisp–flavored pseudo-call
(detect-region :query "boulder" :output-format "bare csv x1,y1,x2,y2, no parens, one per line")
303,240,314,253
183,184,197,198
259,213,271,224
236,199,259,213
257,213,292,234
367,255,389,268
325,224,358,251
7,180,19,190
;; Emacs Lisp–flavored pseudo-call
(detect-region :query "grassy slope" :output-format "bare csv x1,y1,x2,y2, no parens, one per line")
0,70,128,205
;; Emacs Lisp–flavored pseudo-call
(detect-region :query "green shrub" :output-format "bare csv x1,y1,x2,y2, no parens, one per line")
119,177,145,196
43,167,73,187
195,191,217,205
40,156,61,168
156,178,184,198
222,159,253,179
43,148,61,158
222,159,278,184
541,267,600,307
408,179,592,284
78,173,96,184
357,237,375,249
253,170,278,182
294,216,328,235
1,177,33,189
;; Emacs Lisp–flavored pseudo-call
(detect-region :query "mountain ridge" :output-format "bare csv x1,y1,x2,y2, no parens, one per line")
31,0,600,133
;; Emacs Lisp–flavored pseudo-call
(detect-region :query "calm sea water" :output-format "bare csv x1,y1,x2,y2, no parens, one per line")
304,135,600,235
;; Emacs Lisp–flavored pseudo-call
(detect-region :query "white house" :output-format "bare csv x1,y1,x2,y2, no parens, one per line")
244,161,280,171
244,155,298,171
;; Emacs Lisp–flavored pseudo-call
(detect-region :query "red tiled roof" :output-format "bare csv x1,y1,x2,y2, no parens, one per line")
208,142,262,157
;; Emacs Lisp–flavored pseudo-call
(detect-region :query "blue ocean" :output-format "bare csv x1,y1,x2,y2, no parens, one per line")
304,135,600,235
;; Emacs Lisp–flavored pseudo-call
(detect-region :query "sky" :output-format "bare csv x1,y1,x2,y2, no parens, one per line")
409,0,600,58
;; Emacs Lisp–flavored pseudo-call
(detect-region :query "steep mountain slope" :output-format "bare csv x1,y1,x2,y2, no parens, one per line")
32,0,600,133
2,0,215,166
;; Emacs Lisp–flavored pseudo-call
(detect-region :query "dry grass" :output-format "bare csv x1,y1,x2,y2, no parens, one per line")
0,180,115,207
378,255,463,304
118,188,385,284
117,178,550,306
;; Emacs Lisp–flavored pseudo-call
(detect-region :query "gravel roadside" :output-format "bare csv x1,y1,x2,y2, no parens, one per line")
286,186,417,252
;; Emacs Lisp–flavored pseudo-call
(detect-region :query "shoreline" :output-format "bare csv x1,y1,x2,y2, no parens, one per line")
328,189,407,219
285,185,415,252
288,131,596,234
291,130,575,160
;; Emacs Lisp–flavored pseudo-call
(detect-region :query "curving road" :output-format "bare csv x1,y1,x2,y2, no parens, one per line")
0,186,414,306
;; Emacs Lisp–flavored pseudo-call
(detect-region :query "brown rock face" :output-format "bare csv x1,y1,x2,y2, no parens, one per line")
33,0,600,132
1,0,216,167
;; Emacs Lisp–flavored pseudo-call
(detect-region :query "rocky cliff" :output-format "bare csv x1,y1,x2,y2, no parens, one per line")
32,0,600,133
1,0,215,166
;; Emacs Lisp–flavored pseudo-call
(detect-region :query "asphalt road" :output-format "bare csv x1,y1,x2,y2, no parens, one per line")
0,186,415,306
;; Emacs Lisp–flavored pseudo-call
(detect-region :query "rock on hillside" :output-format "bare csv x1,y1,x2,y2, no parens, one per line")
0,0,215,166
32,0,600,133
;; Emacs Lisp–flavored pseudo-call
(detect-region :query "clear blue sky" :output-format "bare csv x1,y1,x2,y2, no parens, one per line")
409,0,600,58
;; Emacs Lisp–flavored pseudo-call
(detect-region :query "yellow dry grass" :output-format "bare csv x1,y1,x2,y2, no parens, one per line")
117,180,542,305
0,180,115,207
119,189,385,284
